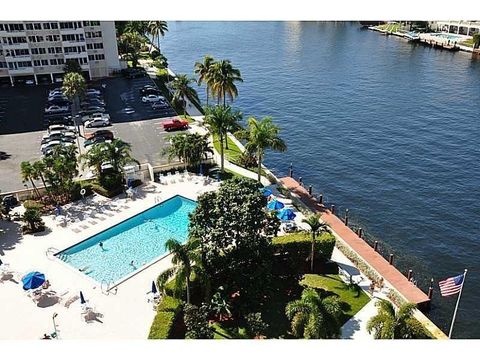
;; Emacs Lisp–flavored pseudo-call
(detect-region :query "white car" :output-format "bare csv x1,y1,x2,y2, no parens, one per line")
86,88,101,96
48,89,63,96
40,140,75,151
90,112,110,121
84,117,111,128
142,94,164,103
42,130,76,140
45,105,69,114
48,124,76,133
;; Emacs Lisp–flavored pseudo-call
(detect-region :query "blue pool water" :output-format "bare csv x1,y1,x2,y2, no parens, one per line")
56,196,197,284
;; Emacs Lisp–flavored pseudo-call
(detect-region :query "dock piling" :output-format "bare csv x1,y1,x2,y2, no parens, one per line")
330,204,335,214
308,185,312,196
345,208,349,226
318,193,323,205
373,240,378,252
389,253,394,265
407,269,413,281
358,227,363,238
428,278,434,299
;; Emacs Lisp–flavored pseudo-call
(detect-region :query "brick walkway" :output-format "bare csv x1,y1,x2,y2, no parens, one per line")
279,176,431,308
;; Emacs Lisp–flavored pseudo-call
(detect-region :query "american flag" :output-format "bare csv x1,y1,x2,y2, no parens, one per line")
439,273,465,297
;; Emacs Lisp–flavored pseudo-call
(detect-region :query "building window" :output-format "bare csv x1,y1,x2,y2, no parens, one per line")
88,42,105,50
95,54,105,60
58,58,65,65
0,24,4,31
56,47,62,53
0,62,7,69
46,34,60,42
7,23,25,32
83,21,101,26
26,23,33,30
51,22,58,29
50,59,58,66
88,55,94,61
41,59,48,66
43,23,51,30
86,31,102,38
28,35,44,43
34,23,42,30
17,61,32,68
33,60,41,66
60,21,83,30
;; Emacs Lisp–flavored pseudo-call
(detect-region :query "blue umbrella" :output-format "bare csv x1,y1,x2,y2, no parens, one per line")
262,188,273,197
80,291,86,304
22,271,45,290
151,281,158,294
277,208,296,221
267,199,285,210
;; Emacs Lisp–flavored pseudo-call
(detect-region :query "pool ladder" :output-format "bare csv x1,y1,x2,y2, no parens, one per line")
101,278,116,296
46,247,60,260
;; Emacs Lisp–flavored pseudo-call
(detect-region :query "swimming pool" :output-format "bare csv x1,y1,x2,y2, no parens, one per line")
56,195,197,285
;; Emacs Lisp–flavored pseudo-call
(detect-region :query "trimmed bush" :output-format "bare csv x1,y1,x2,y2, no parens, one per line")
23,200,43,211
91,183,123,199
148,295,183,339
70,181,94,201
335,239,382,283
272,231,336,274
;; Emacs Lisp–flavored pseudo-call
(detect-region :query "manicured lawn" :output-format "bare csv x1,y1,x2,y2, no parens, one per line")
460,38,474,47
212,133,243,164
300,274,370,323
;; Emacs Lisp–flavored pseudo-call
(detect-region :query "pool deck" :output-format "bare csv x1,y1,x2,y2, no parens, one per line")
278,176,431,308
0,177,220,339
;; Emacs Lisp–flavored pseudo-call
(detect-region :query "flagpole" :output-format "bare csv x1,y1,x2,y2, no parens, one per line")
448,269,468,339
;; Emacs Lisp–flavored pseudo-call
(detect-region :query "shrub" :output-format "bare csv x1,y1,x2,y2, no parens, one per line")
70,181,94,201
237,152,257,169
335,239,382,283
21,208,45,234
23,200,43,211
150,50,160,59
184,303,213,339
99,172,123,191
91,183,123,199
272,232,336,273
245,312,268,338
148,296,183,339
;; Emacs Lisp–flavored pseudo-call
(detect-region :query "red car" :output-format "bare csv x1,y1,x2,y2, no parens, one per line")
162,118,189,131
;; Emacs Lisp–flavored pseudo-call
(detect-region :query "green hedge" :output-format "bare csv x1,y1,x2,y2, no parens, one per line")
70,181,94,201
272,231,336,273
148,296,183,339
91,183,123,198
23,200,43,211
335,239,382,284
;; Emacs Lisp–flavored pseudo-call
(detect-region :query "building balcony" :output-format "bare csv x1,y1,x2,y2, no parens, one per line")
4,54,32,62
64,51,88,59
1,43,30,50
0,30,27,37
9,67,34,75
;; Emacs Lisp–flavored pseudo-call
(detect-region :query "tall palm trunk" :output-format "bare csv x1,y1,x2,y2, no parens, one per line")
186,275,191,304
38,172,52,202
219,133,225,172
206,87,209,107
310,232,316,273
29,178,40,199
225,131,229,150
257,150,262,182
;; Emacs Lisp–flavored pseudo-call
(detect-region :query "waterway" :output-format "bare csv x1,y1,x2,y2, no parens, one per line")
160,21,480,338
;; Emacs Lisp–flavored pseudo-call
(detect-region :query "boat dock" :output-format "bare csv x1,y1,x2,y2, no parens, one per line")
279,176,432,309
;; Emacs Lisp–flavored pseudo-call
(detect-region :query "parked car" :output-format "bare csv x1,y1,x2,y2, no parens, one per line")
47,99,71,108
45,115,74,126
48,88,63,96
41,131,76,144
151,101,169,110
84,117,111,128
80,99,106,108
40,140,75,152
142,94,164,103
140,85,161,96
123,67,146,79
84,129,114,140
86,88,102,96
48,124,76,133
84,136,111,148
162,118,189,131
48,94,69,101
45,105,70,114
80,106,106,116
82,112,110,124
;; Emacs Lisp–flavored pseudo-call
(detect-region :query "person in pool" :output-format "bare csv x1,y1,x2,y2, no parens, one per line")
99,242,105,251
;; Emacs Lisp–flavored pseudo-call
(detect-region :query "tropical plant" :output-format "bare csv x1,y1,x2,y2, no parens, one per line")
184,303,214,339
366,299,428,339
189,178,280,309
236,116,287,182
152,53,168,69
42,145,79,202
63,59,83,74
124,21,149,36
157,238,203,304
209,59,243,106
100,139,137,174
171,74,199,115
80,143,106,177
285,288,342,339
194,55,215,106
147,21,168,52
21,208,45,233
204,105,241,172
118,31,145,68
210,287,232,321
302,215,328,273
245,312,269,338
20,161,40,198
62,72,86,136
473,33,480,50
165,133,213,170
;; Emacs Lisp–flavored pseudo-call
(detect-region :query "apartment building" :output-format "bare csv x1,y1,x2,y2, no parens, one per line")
0,21,121,85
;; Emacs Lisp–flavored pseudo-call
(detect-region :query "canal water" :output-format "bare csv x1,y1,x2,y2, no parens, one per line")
160,21,480,338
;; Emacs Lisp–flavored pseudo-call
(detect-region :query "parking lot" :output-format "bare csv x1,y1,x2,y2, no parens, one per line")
0,75,184,193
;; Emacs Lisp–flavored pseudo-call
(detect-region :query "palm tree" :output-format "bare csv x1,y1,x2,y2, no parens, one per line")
171,74,200,115
194,55,215,106
366,299,425,339
119,31,145,68
80,143,106,176
236,116,287,182
165,133,213,171
101,139,138,174
32,160,51,201
22,208,44,232
147,21,168,52
43,145,79,202
157,238,203,304
124,21,149,36
302,215,328,273
20,161,40,198
62,72,86,148
285,288,343,339
204,105,232,172
473,33,480,50
209,60,243,106
223,108,242,150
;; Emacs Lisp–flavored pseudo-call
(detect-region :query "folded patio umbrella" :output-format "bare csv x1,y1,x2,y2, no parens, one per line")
151,281,158,294
262,188,273,197
267,199,285,210
22,271,45,290
277,208,296,221
80,291,86,304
